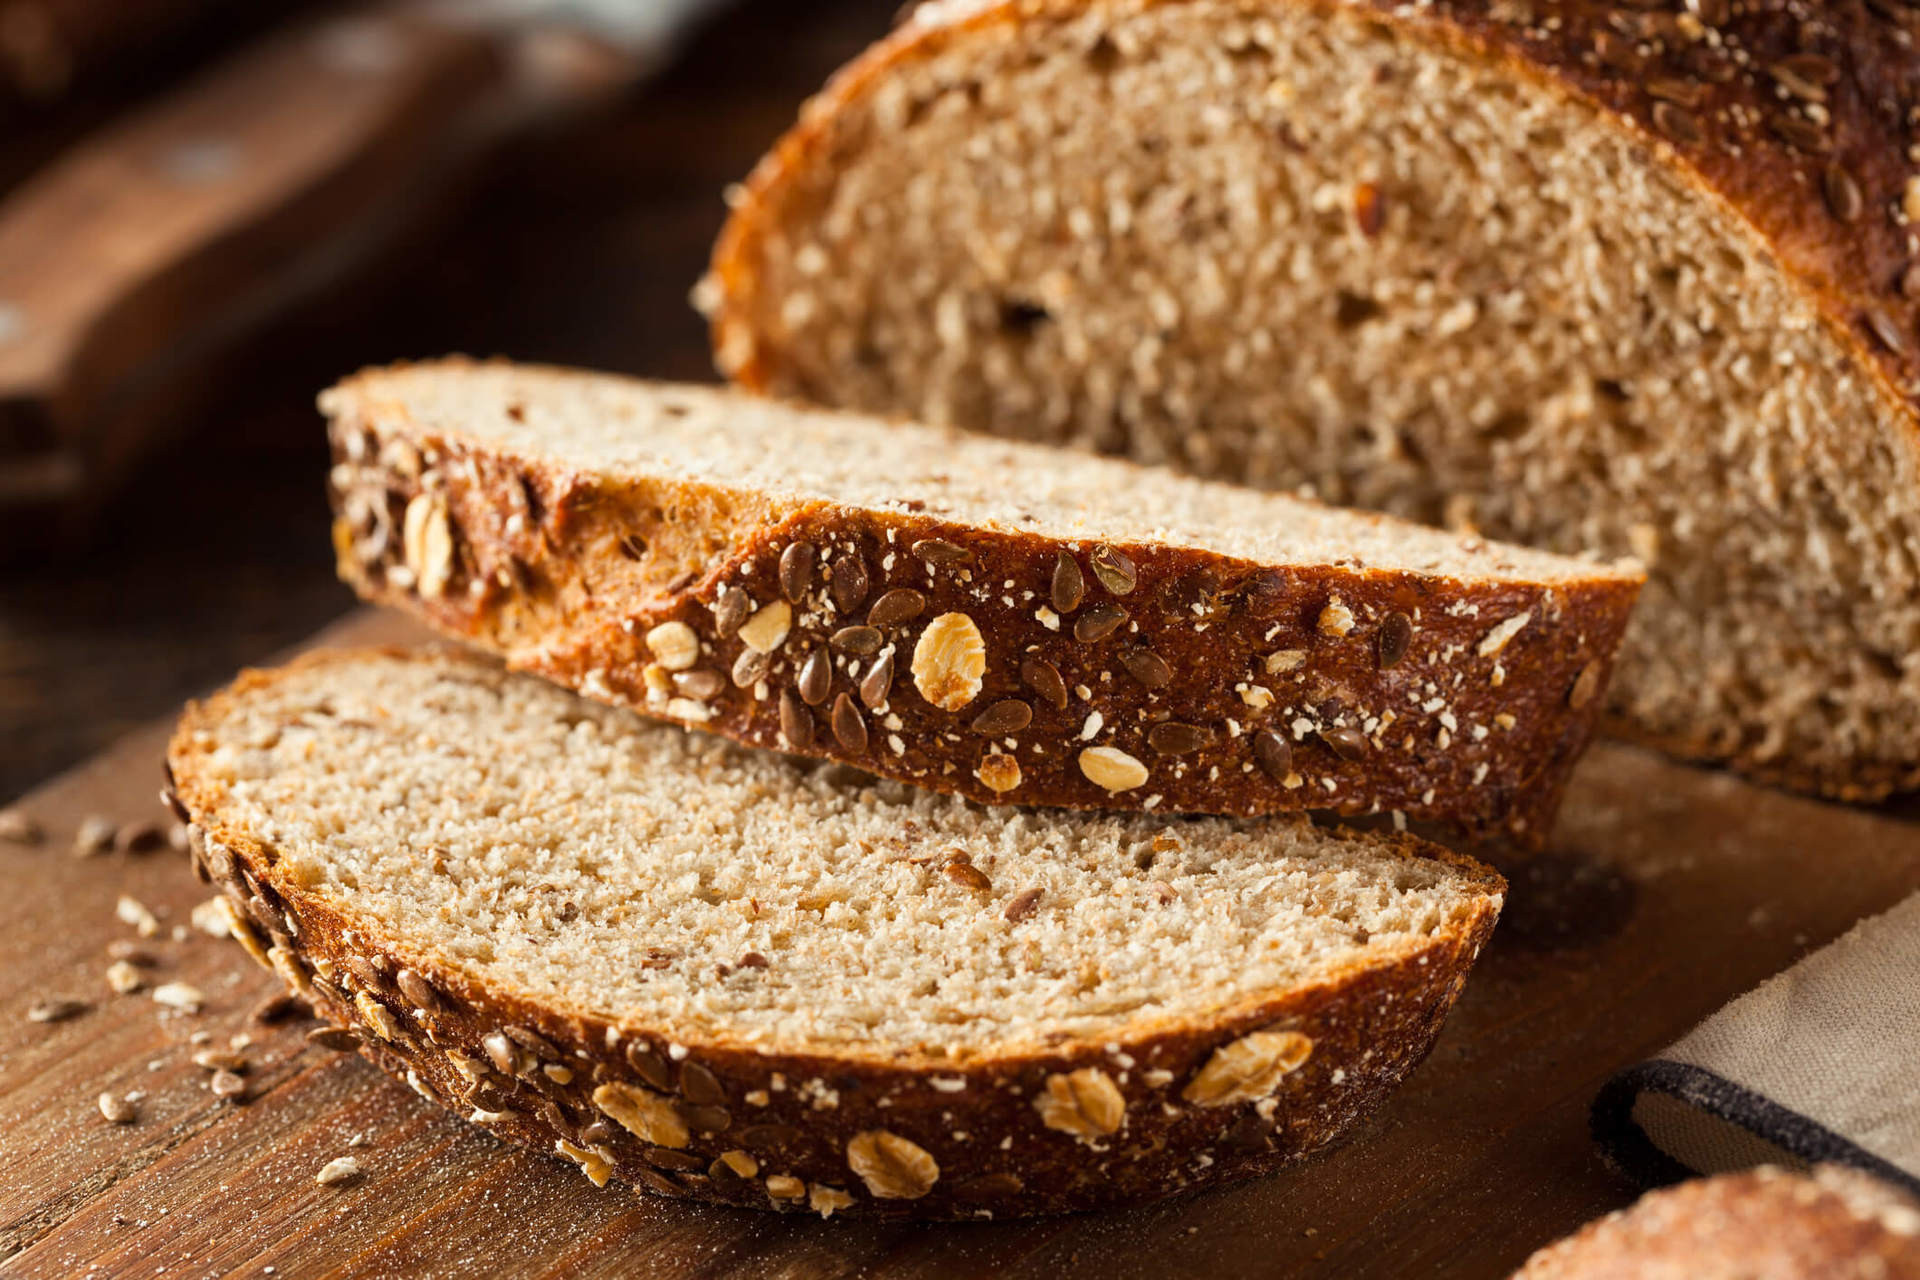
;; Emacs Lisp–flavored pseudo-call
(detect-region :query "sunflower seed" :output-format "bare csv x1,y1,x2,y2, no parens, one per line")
1253,729,1293,781
778,541,816,602
831,694,868,752
1051,553,1084,613
1147,722,1213,756
867,588,927,628
1121,648,1172,689
1021,658,1069,710
1073,603,1127,644
1088,545,1137,595
831,625,883,655
779,691,814,750
943,858,991,891
859,649,895,709
1377,611,1414,669
970,699,1033,735
831,555,871,613
1322,727,1369,760
911,538,971,566
797,650,832,706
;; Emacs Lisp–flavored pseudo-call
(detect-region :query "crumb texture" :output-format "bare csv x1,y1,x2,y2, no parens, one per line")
324,361,1621,586
175,650,1499,1064
716,0,1920,795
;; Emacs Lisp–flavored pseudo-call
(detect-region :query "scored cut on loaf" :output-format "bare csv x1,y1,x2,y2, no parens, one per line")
704,0,1920,803
322,359,1640,846
164,646,1506,1219
1512,1165,1920,1280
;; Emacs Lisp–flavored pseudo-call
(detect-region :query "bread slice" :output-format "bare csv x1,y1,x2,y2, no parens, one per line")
704,0,1920,803
321,359,1639,846
1514,1166,1920,1279
164,646,1504,1219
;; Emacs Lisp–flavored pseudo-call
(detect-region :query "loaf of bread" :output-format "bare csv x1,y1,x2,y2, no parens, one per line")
322,359,1639,845
705,0,1920,802
164,646,1505,1219
1514,1166,1920,1279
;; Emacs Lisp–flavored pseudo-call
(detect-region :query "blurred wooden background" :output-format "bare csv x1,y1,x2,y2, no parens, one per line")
0,0,900,803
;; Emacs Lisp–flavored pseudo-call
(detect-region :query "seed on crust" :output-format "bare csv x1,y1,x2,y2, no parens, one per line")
970,698,1033,736
1823,165,1864,223
1088,545,1137,595
645,621,700,672
1651,101,1702,146
1353,181,1386,237
1073,603,1127,644
594,1081,691,1148
809,1184,855,1218
779,690,814,750
626,1043,674,1091
1051,552,1084,613
831,625,883,655
859,649,895,709
1079,746,1149,792
830,554,870,613
1121,648,1172,689
680,1062,727,1106
764,1174,806,1200
737,600,792,654
846,1130,939,1199
867,588,927,628
797,650,832,706
1183,1030,1314,1106
1253,729,1293,781
1322,727,1368,761
1035,1068,1126,1138
1147,722,1213,756
731,648,770,689
912,613,987,711
1569,660,1604,710
1019,665,1072,719
1867,307,1911,356
674,669,724,701
1318,598,1355,638
975,753,1022,793
778,541,816,603
402,493,455,599
911,537,971,566
1770,52,1837,102
831,693,868,753
1377,612,1414,669
712,586,751,637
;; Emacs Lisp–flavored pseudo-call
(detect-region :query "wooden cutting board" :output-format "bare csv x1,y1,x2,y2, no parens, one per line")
4,609,1917,1279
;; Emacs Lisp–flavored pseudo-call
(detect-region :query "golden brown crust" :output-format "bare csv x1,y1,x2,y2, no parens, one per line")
324,363,1639,848
162,648,1504,1220
1514,1166,1920,1280
707,0,1920,802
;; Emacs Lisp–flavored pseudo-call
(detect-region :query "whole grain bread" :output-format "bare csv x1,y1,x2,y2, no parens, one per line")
705,0,1920,803
321,359,1639,846
163,646,1504,1219
1514,1165,1920,1280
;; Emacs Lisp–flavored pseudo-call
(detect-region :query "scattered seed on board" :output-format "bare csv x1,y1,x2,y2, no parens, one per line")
73,815,117,856
209,1069,247,1101
252,992,309,1024
193,1050,248,1073
315,1156,363,1186
308,1026,361,1052
117,821,166,854
106,939,155,965
27,997,88,1024
152,982,206,1014
105,961,144,995
116,895,160,937
98,1093,137,1125
0,809,43,845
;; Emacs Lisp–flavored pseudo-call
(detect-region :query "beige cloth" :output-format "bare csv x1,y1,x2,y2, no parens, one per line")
1595,892,1920,1193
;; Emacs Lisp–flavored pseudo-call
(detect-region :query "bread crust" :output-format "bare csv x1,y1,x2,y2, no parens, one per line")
706,0,1920,801
323,360,1639,848
1514,1166,1920,1279
163,648,1505,1220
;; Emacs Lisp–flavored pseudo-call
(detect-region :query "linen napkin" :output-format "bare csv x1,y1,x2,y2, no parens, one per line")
1592,891,1920,1196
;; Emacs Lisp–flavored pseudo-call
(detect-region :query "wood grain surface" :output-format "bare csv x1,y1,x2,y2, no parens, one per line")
2,607,1915,1280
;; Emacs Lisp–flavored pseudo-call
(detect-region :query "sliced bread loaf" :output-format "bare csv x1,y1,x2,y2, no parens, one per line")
321,359,1640,845
705,0,1920,802
165,646,1505,1218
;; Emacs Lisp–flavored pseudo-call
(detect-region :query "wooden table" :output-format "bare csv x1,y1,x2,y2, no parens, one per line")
3,609,1917,1278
